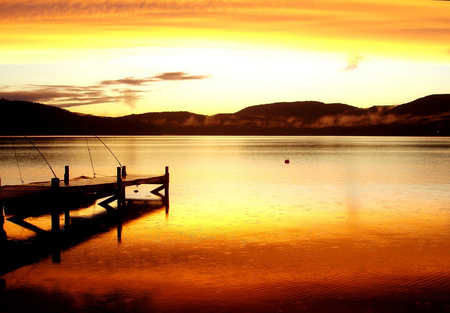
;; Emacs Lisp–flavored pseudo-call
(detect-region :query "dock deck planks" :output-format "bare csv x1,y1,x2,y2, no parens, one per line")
0,174,166,203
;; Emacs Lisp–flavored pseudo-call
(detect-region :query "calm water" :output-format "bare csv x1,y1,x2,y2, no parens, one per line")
1,136,449,313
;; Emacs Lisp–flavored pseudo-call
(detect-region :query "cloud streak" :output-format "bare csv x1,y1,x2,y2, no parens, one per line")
0,71,210,109
153,72,210,81
0,0,262,21
100,77,152,86
100,72,210,86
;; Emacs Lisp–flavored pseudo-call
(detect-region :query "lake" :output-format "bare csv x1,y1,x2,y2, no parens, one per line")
1,136,449,313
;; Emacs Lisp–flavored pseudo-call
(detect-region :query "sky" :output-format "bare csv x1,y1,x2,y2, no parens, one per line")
0,0,449,117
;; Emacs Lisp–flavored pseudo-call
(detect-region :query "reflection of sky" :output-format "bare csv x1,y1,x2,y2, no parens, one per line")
3,203,449,312
1,136,449,312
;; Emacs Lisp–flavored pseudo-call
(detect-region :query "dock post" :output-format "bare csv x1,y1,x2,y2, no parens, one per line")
51,177,61,263
63,166,70,229
64,209,70,230
1,206,7,243
116,167,124,242
51,178,61,234
64,166,69,185
165,166,170,213
117,218,123,243
121,165,127,177
117,167,123,211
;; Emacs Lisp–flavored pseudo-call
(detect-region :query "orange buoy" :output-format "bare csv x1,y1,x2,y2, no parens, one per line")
285,158,290,164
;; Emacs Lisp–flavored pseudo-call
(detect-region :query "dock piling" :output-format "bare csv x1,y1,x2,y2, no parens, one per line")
64,209,70,230
51,177,61,263
117,167,125,211
165,166,170,213
51,178,60,234
1,206,6,243
64,166,69,185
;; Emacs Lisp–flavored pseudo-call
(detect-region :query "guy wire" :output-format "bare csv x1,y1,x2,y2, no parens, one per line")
94,135,122,167
24,136,57,179
10,137,24,184
85,136,96,178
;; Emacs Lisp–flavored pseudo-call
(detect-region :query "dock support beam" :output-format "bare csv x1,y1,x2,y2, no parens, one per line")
51,178,60,234
64,166,70,185
63,166,71,229
64,209,71,230
0,178,5,243
149,166,170,213
116,167,125,242
51,177,61,263
1,206,6,243
165,166,170,213
117,167,125,211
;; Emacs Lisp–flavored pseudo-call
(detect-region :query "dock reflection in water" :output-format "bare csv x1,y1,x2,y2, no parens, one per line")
1,192,167,276
0,136,449,313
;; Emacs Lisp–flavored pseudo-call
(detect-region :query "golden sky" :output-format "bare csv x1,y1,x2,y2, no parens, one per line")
1,0,449,116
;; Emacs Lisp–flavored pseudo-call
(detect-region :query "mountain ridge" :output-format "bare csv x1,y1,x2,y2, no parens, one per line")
1,94,449,136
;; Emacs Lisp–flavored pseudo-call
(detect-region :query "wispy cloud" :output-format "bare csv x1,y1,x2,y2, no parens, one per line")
99,72,210,86
100,77,152,86
343,54,364,71
0,71,210,109
0,86,123,108
0,0,260,21
153,71,210,81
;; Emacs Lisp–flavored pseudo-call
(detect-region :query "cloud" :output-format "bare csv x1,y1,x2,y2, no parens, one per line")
118,89,142,108
0,0,261,21
0,86,126,108
100,72,209,86
153,71,211,81
0,89,74,103
100,77,153,86
343,54,364,71
0,71,210,109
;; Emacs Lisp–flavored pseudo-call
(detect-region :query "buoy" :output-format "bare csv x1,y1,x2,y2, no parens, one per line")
285,159,290,164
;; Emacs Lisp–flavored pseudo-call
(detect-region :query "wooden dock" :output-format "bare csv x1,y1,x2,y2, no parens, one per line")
1,166,169,240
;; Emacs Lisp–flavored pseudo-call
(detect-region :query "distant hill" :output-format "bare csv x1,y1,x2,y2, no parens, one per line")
388,94,450,116
0,100,162,135
236,101,357,122
1,94,449,136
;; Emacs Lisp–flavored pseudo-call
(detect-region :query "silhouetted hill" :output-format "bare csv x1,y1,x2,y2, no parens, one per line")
388,94,450,116
236,101,357,122
0,100,161,135
0,94,449,136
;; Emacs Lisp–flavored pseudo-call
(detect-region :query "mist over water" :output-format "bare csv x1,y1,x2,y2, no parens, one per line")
1,136,449,312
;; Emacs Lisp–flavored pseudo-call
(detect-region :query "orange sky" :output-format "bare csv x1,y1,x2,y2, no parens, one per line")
1,0,449,116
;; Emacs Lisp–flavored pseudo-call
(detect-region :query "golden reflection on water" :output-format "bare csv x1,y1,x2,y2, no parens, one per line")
1,136,449,312
3,197,449,312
